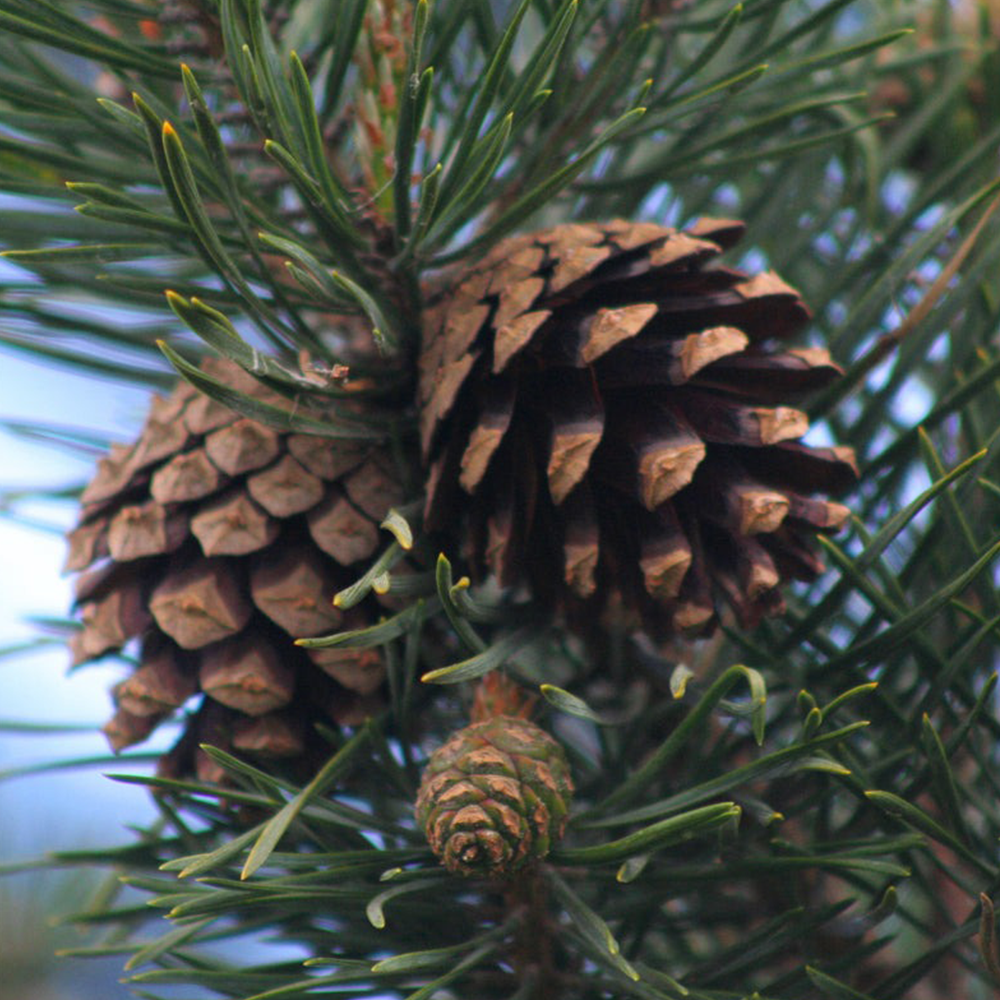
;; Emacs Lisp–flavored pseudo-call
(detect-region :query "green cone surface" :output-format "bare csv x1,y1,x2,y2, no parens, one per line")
416,714,574,878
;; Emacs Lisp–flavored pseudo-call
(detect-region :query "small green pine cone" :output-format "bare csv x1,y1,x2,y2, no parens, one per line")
415,715,574,877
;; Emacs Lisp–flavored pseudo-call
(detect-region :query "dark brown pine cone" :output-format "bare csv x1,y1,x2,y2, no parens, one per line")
419,219,857,637
66,358,406,781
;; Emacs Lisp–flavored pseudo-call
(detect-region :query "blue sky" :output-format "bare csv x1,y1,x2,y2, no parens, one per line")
0,352,161,853
0,352,166,996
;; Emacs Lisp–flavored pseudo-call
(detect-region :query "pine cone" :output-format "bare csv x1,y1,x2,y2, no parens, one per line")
420,219,857,636
415,714,574,878
67,358,406,779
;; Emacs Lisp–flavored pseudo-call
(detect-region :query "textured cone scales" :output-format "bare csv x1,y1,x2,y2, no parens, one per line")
420,219,856,635
69,358,405,775
415,714,574,878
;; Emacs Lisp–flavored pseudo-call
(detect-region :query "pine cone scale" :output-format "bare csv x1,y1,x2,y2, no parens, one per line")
190,491,279,556
205,419,281,475
493,310,551,372
107,502,187,561
151,448,225,502
247,455,325,516
65,519,110,572
544,371,604,504
149,559,251,648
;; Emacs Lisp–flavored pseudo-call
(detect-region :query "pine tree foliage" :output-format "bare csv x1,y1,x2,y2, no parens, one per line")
3,0,1000,998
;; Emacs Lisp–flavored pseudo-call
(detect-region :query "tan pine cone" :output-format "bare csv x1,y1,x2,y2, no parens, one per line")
419,219,857,637
415,713,574,878
67,358,406,780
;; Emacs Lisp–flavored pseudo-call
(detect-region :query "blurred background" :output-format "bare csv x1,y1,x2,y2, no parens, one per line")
0,340,158,999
